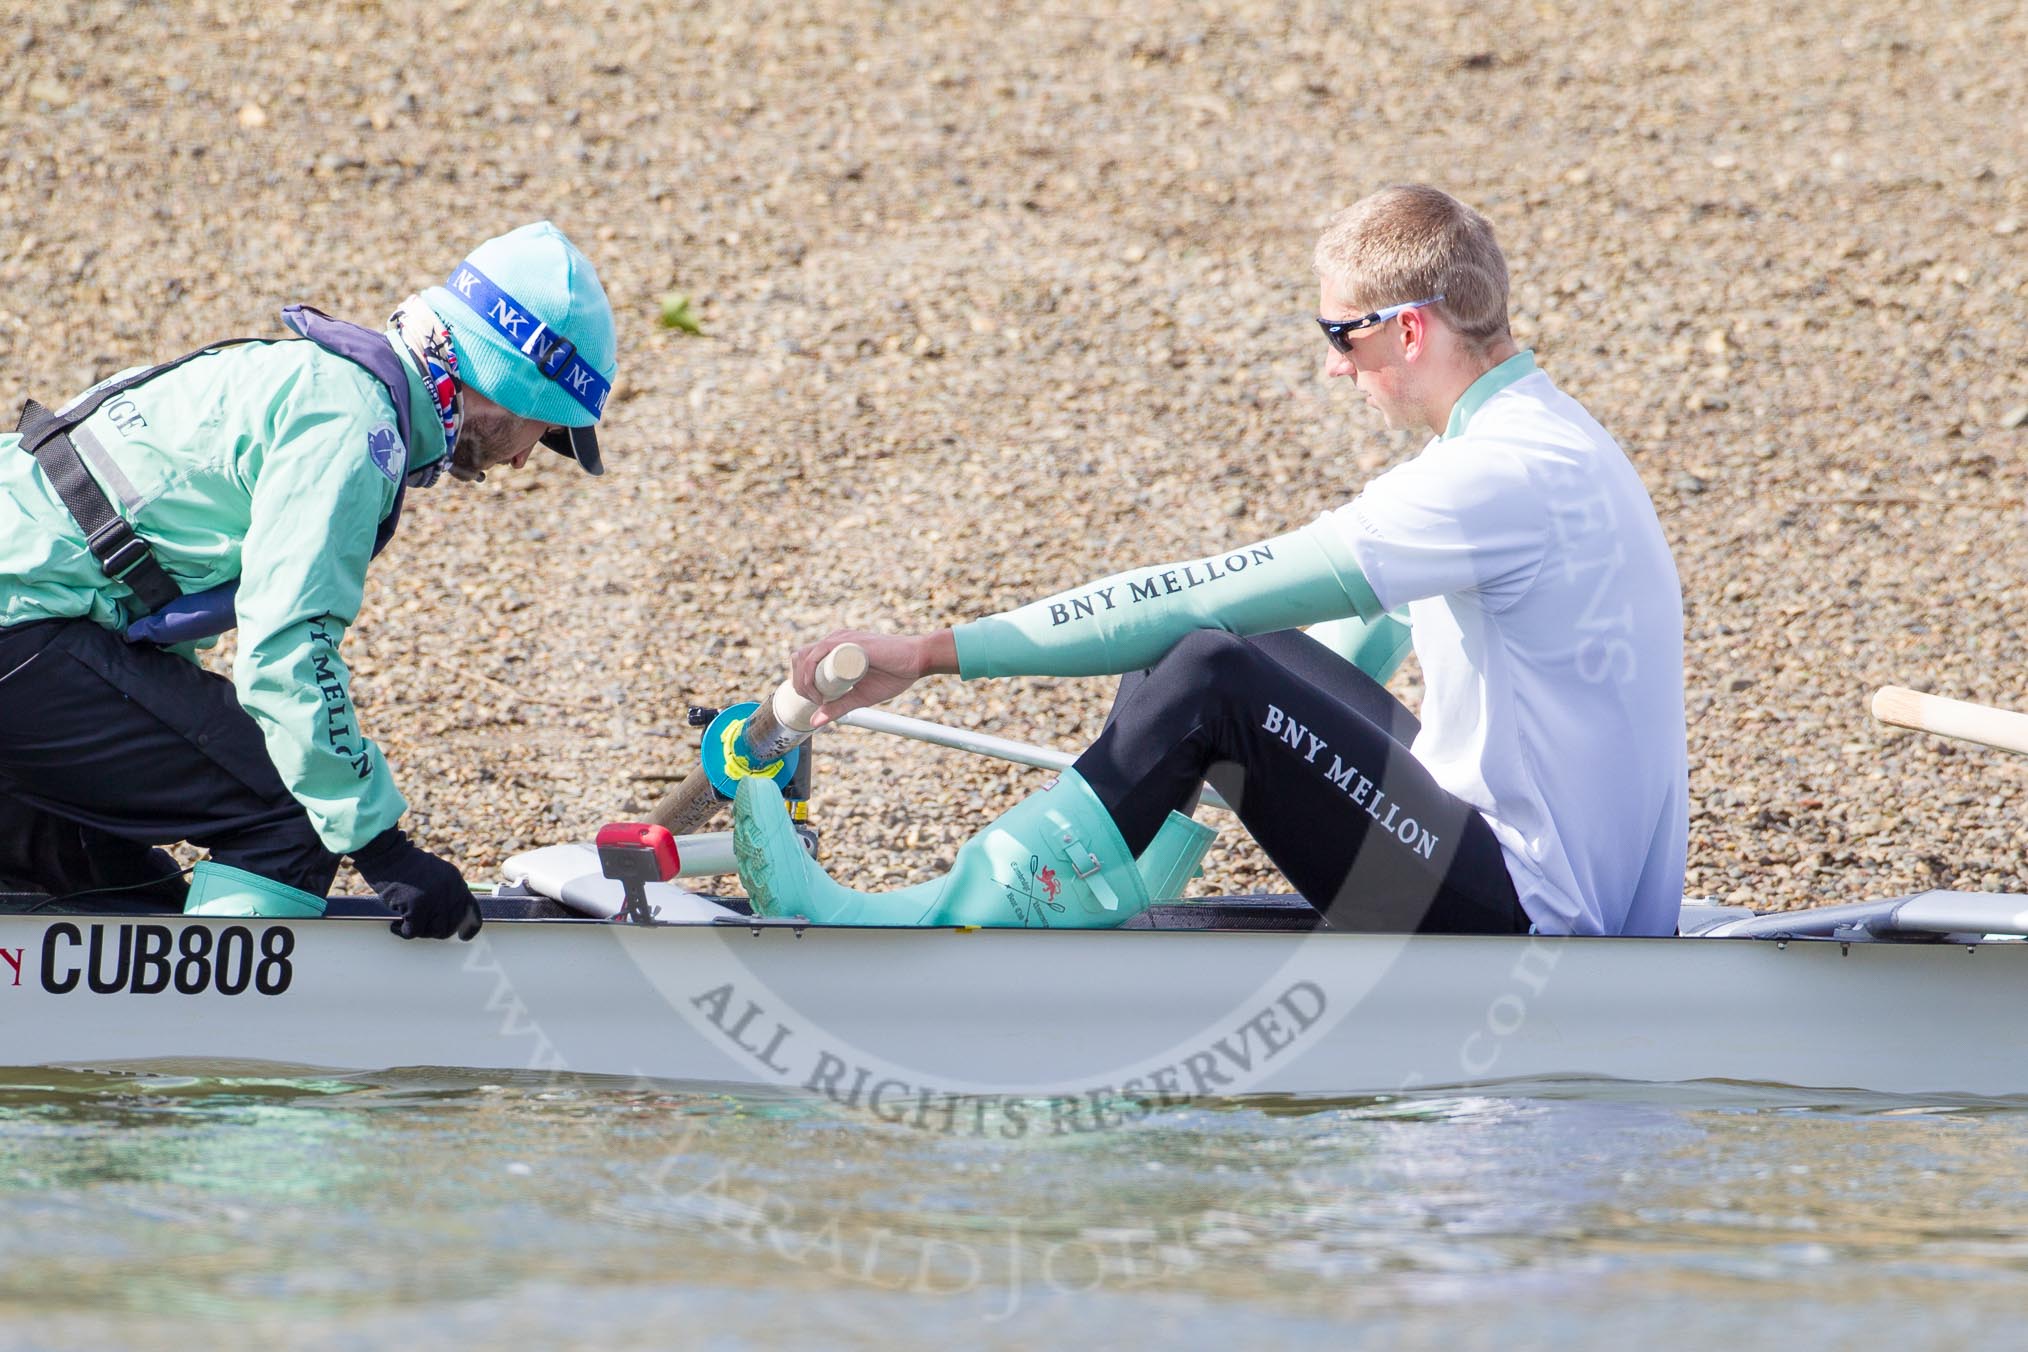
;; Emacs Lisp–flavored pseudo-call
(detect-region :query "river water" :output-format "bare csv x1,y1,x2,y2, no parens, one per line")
1,1068,2023,1348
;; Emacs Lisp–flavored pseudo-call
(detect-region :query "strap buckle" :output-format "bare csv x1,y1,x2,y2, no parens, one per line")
85,518,151,581
531,332,576,380
1060,830,1102,881
1050,811,1122,914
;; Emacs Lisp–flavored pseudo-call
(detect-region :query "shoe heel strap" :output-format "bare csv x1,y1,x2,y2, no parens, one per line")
1049,818,1121,912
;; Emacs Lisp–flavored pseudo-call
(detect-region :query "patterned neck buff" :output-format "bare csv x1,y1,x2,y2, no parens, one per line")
388,294,462,487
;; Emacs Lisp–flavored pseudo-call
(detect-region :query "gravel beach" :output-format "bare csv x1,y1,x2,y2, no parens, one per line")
2,0,2023,911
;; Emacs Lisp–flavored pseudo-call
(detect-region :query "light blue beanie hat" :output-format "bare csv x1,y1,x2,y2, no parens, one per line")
424,221,617,474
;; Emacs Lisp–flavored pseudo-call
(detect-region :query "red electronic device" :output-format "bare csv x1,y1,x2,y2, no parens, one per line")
595,821,682,924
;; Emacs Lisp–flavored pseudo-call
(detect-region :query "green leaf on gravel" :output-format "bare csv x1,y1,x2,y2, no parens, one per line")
659,292,702,335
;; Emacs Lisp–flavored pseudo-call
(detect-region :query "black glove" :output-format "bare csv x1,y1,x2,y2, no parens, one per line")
351,828,482,941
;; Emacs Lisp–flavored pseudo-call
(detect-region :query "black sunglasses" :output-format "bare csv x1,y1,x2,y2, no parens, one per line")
1315,294,1445,356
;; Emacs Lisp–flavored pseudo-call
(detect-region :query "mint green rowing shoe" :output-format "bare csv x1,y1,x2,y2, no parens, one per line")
732,770,1213,928
732,774,948,925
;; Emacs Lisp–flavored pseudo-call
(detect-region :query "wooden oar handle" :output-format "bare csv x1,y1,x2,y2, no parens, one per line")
646,645,870,834
742,643,870,762
1872,685,2028,757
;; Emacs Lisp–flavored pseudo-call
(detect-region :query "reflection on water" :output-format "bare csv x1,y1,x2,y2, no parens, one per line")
1,1067,2025,1347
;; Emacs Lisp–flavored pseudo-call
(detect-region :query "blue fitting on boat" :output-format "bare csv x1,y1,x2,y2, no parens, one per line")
700,700,800,801
183,861,328,919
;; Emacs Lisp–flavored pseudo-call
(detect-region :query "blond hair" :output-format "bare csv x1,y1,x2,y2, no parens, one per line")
1313,185,1511,349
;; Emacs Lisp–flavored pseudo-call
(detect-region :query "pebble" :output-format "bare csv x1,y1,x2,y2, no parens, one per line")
3,0,2021,914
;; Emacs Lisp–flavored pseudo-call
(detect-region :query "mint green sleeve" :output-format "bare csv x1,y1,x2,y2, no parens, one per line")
952,520,1382,679
1305,610,1414,683
229,371,409,856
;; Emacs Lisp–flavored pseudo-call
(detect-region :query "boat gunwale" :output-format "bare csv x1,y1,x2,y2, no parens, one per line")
4,890,2027,945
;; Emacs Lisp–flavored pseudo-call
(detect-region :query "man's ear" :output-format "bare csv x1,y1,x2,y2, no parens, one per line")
1398,308,1430,362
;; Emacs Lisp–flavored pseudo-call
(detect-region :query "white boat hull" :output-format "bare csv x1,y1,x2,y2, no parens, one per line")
4,909,2025,1101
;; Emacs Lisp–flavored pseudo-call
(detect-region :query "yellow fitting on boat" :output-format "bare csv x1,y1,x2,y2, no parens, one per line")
718,715,790,784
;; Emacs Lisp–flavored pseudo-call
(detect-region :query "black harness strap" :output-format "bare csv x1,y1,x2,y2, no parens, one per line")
13,342,258,617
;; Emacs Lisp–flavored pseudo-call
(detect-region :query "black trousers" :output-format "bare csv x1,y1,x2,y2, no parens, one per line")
1075,629,1529,934
0,618,339,899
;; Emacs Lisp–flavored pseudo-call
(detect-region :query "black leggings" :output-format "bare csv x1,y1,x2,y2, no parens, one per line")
0,618,340,900
1074,629,1529,934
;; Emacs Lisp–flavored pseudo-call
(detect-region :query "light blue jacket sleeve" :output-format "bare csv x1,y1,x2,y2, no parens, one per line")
229,366,409,855
953,521,1382,679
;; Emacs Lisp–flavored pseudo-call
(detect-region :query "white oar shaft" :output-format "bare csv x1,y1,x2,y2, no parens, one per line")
838,708,1075,771
1872,685,2028,757
835,707,1233,813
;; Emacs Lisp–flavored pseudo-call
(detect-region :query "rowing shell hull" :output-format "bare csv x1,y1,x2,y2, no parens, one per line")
2,912,2024,1100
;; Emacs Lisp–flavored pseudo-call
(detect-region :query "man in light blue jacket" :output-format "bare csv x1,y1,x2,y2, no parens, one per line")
0,222,617,939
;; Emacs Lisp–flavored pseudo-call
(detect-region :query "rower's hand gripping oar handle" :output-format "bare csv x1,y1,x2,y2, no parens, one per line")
1871,685,2028,757
751,642,870,757
647,644,870,835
